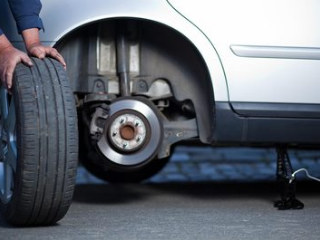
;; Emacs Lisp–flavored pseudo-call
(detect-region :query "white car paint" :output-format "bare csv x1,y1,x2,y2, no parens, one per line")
0,0,228,102
169,0,320,104
1,0,320,104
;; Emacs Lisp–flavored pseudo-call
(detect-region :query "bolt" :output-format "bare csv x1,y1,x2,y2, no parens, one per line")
138,80,148,92
122,142,128,148
134,120,140,127
136,136,141,142
112,131,118,137
120,117,126,124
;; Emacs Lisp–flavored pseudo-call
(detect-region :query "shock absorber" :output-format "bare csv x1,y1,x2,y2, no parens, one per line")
116,20,131,97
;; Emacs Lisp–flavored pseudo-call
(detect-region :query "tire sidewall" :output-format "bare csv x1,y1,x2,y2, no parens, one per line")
0,66,28,223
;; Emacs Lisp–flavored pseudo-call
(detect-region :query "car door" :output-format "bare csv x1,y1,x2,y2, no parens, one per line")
168,0,320,107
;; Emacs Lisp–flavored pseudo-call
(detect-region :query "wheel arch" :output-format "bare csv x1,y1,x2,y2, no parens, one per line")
40,1,228,143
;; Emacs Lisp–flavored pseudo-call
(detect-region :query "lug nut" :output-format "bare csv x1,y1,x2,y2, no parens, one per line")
122,142,128,148
120,117,126,124
134,120,140,127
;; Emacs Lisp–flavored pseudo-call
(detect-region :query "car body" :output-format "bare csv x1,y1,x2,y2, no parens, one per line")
1,0,320,182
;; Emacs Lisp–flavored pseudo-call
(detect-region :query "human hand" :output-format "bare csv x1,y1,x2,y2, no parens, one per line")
22,28,66,69
27,43,66,69
0,44,33,90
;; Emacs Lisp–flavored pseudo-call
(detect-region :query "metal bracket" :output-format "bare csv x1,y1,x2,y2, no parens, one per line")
274,147,304,210
157,118,198,158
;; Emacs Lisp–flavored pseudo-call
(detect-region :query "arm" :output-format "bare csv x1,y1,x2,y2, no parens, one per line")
0,0,66,89
8,0,44,34
9,0,66,67
22,28,66,68
0,0,46,89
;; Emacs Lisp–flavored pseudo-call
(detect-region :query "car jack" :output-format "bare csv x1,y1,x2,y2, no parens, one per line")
274,148,304,210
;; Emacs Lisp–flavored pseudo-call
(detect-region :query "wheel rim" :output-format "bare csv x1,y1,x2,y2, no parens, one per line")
0,88,17,204
97,98,163,166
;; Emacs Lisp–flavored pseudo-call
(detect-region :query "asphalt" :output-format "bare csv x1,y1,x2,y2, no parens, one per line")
1,146,320,240
1,181,320,240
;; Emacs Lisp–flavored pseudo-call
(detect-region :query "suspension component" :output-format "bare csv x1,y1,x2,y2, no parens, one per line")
116,21,131,97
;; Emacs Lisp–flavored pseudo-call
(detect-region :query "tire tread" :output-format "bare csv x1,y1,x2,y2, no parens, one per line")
1,57,78,226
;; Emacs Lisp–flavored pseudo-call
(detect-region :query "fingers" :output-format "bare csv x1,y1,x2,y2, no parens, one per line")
0,46,32,90
6,55,32,89
56,53,67,69
47,48,67,68
0,62,17,90
28,45,45,59
28,44,66,68
20,54,33,67
5,65,15,89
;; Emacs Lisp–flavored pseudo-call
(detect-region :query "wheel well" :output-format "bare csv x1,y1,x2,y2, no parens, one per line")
55,18,215,143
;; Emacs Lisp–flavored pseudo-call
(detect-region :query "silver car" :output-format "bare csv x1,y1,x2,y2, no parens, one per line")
0,0,319,225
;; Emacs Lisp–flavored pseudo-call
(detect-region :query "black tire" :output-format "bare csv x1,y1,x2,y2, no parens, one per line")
0,58,78,226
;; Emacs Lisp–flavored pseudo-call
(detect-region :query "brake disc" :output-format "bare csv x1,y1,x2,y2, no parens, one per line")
96,97,163,166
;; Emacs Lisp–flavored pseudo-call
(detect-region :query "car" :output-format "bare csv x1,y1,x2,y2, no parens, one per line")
0,0,319,226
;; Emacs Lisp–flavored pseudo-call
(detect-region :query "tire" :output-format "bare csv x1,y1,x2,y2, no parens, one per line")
0,57,78,226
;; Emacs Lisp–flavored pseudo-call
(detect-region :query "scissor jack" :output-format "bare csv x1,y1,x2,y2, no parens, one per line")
274,147,304,210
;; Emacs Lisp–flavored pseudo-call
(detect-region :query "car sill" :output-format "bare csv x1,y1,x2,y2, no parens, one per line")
231,102,320,119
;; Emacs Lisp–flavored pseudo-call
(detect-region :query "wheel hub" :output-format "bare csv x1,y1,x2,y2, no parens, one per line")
109,113,147,151
95,97,163,166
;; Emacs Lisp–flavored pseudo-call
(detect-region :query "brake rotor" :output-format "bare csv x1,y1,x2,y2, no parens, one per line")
97,97,163,166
